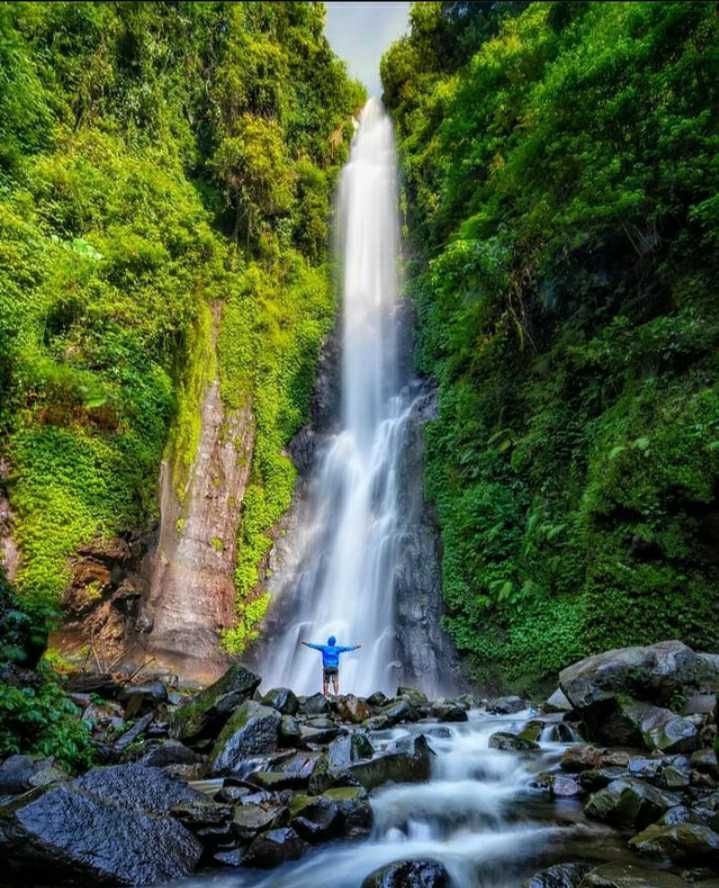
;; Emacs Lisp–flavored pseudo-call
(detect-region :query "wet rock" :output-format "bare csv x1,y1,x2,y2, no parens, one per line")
346,734,434,790
250,751,321,790
74,763,206,813
290,796,341,841
548,774,583,798
430,700,468,722
628,702,699,754
584,777,680,830
299,693,331,716
171,664,261,745
381,699,417,725
0,766,203,885
0,755,68,795
367,691,388,708
119,680,168,718
692,748,719,778
562,745,605,772
561,746,629,773
486,695,527,715
544,688,573,713
232,801,288,840
299,723,341,745
579,767,627,791
215,785,251,804
524,862,593,888
397,687,429,708
243,826,307,868
628,822,719,863
560,641,717,712
518,721,545,743
662,762,691,789
261,687,299,716
684,693,717,716
212,848,244,867
364,714,391,731
170,799,233,831
140,739,203,768
489,731,540,752
335,694,371,723
322,785,372,836
327,732,375,769
362,858,450,888
279,714,302,747
579,862,689,887
210,701,281,775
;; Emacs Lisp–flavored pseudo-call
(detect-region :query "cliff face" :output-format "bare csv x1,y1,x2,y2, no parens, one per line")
137,310,255,682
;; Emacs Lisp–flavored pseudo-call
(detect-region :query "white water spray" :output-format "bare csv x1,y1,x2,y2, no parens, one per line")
261,100,414,695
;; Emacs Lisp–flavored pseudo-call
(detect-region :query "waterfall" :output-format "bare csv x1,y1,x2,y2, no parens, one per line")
260,99,445,696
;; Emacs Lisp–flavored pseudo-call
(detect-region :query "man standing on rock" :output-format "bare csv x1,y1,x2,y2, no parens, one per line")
300,635,362,696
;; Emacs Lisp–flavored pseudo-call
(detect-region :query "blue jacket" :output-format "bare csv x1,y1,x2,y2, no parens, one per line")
304,641,358,669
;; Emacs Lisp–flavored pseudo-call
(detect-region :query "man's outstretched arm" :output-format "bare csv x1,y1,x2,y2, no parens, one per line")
301,641,325,651
337,644,363,652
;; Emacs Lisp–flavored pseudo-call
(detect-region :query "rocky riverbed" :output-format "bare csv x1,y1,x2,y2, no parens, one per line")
1,640,718,887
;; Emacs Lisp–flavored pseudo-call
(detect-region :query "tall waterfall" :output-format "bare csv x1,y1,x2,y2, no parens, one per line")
259,100,458,696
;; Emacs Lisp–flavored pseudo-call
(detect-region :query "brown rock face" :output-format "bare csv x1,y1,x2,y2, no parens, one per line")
139,306,255,682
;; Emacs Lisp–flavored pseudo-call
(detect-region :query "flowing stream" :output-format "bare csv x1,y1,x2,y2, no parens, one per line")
259,99,453,696
179,708,639,888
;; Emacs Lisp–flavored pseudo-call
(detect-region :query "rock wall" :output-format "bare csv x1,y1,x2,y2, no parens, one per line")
135,307,255,682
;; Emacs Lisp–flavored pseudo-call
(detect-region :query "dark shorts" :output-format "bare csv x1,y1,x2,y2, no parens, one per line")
323,667,338,677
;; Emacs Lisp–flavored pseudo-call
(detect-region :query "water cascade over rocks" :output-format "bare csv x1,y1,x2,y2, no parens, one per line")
255,99,460,697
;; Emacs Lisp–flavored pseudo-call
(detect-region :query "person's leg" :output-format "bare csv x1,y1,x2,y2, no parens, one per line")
332,671,340,696
323,670,328,697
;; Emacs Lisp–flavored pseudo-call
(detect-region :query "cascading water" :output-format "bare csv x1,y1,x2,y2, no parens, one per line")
258,99,455,696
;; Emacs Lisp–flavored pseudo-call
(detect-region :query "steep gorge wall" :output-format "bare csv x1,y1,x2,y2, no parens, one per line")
381,1,719,690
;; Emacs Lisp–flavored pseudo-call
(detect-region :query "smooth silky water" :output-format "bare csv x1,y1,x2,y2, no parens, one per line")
176,708,639,887
259,99,421,696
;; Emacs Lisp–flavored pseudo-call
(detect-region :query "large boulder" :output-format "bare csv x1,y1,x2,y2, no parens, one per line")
0,765,203,885
559,641,717,712
628,822,719,863
579,863,689,887
524,863,593,888
584,777,680,830
362,859,450,888
299,693,331,716
261,687,299,716
210,701,281,774
346,735,434,791
580,698,699,752
327,732,375,769
171,664,261,745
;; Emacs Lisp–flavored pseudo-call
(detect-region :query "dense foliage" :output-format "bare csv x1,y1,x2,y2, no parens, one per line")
0,2,361,664
382,1,719,690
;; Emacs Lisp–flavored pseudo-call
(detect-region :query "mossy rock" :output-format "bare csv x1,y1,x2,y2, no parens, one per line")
170,665,260,746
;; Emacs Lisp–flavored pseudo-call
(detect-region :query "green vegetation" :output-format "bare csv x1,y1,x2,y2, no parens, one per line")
382,1,719,690
0,1,361,759
0,2,361,638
